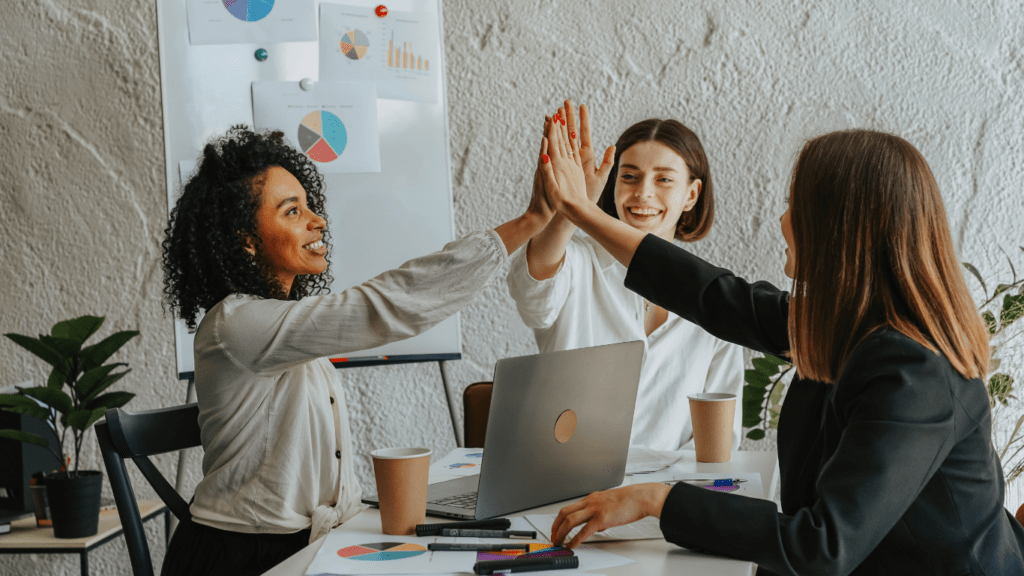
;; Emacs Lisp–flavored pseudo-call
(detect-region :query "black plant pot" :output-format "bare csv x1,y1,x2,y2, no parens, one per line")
44,471,103,538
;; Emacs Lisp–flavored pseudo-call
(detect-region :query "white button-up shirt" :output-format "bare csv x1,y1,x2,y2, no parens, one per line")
190,230,507,541
507,232,744,451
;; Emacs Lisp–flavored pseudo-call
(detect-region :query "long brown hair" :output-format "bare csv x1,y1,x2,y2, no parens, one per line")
788,130,989,383
598,119,714,241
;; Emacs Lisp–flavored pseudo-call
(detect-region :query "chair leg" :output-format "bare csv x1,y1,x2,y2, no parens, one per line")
97,423,155,576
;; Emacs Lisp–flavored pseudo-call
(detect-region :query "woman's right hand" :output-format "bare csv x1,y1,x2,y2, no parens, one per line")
562,101,616,202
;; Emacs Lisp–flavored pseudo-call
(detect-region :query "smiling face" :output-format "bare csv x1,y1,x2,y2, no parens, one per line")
613,141,701,241
247,166,328,294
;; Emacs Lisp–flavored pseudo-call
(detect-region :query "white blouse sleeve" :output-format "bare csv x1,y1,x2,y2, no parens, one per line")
505,238,585,330
215,230,508,374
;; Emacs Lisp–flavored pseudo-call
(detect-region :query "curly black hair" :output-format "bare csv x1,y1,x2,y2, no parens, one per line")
162,125,332,331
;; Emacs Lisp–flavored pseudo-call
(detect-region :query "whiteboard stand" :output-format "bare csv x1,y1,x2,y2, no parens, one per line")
437,360,462,448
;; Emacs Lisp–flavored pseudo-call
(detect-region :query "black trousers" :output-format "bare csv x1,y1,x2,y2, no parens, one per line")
161,515,311,576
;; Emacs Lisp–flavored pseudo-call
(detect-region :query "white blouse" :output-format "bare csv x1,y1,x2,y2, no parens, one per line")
190,230,508,542
507,232,744,451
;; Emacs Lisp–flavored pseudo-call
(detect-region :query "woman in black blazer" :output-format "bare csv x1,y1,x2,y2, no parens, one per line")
537,102,1024,575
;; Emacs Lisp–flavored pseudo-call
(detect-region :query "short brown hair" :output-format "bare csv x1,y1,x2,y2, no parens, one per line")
598,119,714,241
788,129,989,383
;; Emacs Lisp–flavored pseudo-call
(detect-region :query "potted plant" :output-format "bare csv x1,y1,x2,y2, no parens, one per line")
0,315,138,538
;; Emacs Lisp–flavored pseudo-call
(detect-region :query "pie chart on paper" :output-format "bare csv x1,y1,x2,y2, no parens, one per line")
337,542,427,561
340,29,370,60
298,111,347,163
222,0,274,22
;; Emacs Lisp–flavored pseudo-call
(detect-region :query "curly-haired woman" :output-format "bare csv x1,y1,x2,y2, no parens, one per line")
160,125,552,575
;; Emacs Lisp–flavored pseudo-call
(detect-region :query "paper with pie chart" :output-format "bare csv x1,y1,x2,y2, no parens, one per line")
185,0,316,45
252,80,381,174
304,531,475,574
319,3,440,103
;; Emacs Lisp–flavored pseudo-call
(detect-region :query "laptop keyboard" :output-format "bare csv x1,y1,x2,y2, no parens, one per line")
429,492,477,509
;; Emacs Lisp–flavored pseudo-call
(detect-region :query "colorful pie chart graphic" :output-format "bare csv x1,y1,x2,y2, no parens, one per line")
337,542,427,561
223,0,274,22
447,462,477,469
340,29,370,60
298,111,347,163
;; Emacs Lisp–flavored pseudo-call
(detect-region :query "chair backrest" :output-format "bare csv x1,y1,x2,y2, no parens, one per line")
96,404,201,576
462,382,492,448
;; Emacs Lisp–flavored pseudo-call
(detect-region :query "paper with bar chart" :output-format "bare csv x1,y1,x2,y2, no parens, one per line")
185,0,316,45
319,3,440,103
252,80,381,173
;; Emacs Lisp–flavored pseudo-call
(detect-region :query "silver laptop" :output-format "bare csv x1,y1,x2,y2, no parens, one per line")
363,341,645,519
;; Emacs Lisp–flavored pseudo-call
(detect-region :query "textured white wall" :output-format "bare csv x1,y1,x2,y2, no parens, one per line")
2,0,1023,573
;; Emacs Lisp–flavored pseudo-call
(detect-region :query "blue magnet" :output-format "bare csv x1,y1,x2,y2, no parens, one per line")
255,48,268,62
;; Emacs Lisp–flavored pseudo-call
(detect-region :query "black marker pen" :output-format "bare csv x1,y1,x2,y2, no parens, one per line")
473,555,579,574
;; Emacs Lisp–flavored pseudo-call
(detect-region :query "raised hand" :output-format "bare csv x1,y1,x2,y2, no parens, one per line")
525,118,555,224
538,105,588,215
562,101,615,202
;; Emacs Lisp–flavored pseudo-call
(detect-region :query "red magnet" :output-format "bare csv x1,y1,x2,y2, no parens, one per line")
375,4,388,17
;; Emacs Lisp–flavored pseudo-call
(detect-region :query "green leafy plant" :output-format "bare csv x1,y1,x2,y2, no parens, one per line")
0,315,139,476
742,246,1024,479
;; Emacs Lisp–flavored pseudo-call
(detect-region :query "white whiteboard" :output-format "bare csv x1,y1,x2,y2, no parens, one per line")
157,0,459,379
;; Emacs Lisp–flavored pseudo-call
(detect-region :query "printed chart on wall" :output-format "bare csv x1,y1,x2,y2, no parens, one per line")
252,80,381,173
319,3,440,103
185,0,316,44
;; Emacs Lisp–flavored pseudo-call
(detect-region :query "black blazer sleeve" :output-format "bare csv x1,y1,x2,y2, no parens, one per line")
624,234,790,357
657,331,963,576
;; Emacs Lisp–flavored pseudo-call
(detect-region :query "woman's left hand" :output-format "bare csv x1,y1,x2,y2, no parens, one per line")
551,483,672,549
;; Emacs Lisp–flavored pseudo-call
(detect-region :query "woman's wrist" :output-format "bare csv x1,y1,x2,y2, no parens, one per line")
644,483,672,519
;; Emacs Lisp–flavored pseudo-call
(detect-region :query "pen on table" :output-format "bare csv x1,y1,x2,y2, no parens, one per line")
442,528,536,538
416,518,511,536
474,555,579,574
668,478,745,486
428,543,531,552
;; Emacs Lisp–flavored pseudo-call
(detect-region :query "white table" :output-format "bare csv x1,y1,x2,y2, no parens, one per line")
265,449,779,576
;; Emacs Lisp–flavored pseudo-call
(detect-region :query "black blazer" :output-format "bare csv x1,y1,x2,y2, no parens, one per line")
625,234,1024,576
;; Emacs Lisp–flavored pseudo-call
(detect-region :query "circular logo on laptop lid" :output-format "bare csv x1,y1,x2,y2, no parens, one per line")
554,409,577,443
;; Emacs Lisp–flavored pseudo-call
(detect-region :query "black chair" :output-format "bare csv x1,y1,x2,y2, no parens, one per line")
96,404,201,576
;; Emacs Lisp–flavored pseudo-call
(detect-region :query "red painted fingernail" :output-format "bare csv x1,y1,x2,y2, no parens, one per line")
570,131,576,138
541,154,549,164
561,118,566,125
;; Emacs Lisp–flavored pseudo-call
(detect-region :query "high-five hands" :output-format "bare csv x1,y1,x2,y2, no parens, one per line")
550,483,672,549
538,103,589,215
565,101,616,201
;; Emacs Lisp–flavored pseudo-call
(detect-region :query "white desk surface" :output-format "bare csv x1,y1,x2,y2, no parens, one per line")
264,449,779,576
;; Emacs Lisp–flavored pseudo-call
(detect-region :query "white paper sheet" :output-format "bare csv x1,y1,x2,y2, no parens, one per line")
304,527,629,575
186,0,316,45
252,80,381,174
526,514,664,543
429,447,484,477
625,445,685,475
305,531,474,575
319,3,440,103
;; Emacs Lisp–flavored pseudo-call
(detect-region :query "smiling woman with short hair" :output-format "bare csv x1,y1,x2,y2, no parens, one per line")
507,102,743,452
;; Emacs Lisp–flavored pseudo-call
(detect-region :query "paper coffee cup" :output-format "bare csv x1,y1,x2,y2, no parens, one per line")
688,393,736,463
371,447,431,535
